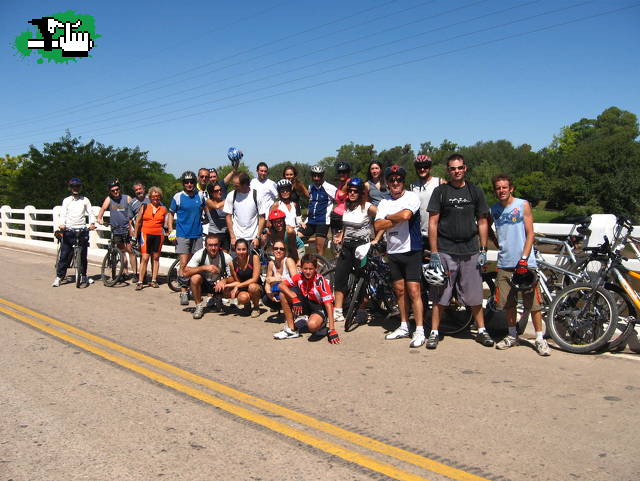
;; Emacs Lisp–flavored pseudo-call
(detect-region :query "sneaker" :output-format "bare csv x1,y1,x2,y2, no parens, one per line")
273,327,300,340
496,336,519,350
334,309,345,323
535,338,551,356
309,326,328,342
150,280,159,288
475,330,495,347
210,296,224,312
193,304,205,319
410,331,426,348
81,276,94,285
135,282,143,291
179,291,189,306
51,277,61,287
385,327,410,340
426,332,439,350
251,308,260,318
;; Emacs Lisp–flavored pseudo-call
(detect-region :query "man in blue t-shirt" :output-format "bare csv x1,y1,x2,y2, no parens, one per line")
299,165,337,256
167,171,205,305
488,174,550,356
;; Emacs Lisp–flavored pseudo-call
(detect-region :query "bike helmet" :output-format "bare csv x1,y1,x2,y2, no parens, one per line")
311,164,325,175
68,177,82,186
276,179,292,192
107,178,120,189
384,164,406,180
227,147,243,168
422,264,447,286
336,161,351,173
415,154,432,163
509,267,538,291
181,171,197,183
347,177,364,191
268,209,286,221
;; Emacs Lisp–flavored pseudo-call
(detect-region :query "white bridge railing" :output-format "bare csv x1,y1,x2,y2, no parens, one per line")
1,204,639,272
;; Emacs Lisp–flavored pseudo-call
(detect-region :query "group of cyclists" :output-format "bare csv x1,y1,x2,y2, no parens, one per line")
52,151,551,356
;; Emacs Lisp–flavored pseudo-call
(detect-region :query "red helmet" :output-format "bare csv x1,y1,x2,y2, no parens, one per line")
415,154,432,163
268,209,286,221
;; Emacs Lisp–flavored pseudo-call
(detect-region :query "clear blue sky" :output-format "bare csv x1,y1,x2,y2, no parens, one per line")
1,0,639,175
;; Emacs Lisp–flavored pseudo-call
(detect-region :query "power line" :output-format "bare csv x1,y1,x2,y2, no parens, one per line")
2,3,635,151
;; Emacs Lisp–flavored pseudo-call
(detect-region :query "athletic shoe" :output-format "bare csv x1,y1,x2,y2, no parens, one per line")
135,282,143,291
426,332,439,350
385,327,410,340
273,327,300,340
81,276,94,285
193,304,205,319
179,291,189,306
51,277,61,287
410,331,426,348
150,280,159,288
535,338,551,356
475,331,495,347
334,309,345,323
209,296,223,312
309,326,328,342
251,308,261,318
496,336,519,350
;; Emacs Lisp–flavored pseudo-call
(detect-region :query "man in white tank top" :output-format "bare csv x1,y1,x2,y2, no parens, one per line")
410,154,443,246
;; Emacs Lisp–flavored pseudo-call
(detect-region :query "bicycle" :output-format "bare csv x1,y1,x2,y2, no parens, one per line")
546,218,637,353
57,228,89,288
100,223,127,287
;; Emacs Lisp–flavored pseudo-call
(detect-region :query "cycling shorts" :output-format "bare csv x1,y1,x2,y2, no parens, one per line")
289,286,327,323
113,233,131,245
301,223,329,239
388,250,422,282
140,233,163,255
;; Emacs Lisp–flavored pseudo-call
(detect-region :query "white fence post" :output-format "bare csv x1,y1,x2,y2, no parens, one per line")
24,205,36,240
89,205,99,249
0,205,10,237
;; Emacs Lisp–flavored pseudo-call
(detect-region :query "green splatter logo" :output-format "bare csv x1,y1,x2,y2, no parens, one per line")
14,10,99,64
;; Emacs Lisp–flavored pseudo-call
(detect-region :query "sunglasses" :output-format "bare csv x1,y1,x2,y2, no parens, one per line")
110,188,120,192
347,188,360,193
415,163,432,169
273,246,286,251
183,180,195,184
388,177,404,184
448,166,465,171
199,175,209,179
212,188,222,193
312,174,323,178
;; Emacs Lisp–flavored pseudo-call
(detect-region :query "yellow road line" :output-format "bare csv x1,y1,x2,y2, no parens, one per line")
0,297,490,481
0,305,432,481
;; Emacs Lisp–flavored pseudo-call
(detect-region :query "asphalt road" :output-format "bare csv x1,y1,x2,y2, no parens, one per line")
1,244,639,481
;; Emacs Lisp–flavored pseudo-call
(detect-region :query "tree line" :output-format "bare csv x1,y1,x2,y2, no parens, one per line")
1,106,638,220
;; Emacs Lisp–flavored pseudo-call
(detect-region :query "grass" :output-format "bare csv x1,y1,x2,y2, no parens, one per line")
532,201,563,223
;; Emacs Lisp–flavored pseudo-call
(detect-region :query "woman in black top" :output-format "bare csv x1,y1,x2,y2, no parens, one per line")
227,239,262,317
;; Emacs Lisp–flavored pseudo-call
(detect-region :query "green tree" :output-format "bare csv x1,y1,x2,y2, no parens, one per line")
0,154,25,205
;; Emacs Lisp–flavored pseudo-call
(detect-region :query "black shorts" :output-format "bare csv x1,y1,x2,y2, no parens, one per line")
301,223,329,239
329,212,343,232
388,250,422,282
290,286,327,322
113,233,131,245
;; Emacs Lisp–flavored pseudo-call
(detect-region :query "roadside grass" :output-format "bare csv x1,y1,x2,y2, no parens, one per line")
532,201,563,223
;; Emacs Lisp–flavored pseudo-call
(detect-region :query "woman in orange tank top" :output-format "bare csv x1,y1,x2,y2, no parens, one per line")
134,186,168,289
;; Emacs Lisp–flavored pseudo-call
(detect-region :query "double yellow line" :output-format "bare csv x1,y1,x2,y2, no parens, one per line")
0,297,490,481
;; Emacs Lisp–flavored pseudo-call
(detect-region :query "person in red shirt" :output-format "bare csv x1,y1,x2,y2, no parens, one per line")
273,253,340,344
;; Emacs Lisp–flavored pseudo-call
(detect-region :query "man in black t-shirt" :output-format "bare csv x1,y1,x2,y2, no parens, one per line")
426,154,494,350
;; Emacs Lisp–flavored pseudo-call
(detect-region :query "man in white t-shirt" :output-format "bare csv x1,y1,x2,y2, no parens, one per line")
249,162,278,213
183,234,237,319
374,165,425,348
223,172,265,250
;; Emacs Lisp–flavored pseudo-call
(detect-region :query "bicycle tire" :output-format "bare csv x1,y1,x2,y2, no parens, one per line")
74,247,83,288
167,258,181,292
344,277,366,332
440,297,473,335
599,283,637,352
101,248,124,287
316,255,336,287
547,283,618,353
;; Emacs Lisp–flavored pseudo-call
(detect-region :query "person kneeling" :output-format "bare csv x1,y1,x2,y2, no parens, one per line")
183,234,235,319
274,254,340,344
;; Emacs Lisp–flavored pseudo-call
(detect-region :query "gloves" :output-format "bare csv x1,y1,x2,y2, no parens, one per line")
168,229,177,242
291,297,304,315
516,258,528,274
477,249,487,267
328,329,341,344
429,252,443,272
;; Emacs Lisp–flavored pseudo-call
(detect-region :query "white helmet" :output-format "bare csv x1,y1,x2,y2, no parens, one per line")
422,264,447,286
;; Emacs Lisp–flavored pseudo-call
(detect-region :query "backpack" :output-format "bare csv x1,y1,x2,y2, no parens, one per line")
201,249,228,279
232,188,259,215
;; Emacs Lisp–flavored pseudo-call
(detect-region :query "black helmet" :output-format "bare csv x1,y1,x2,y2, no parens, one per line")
509,268,538,291
181,171,197,183
107,178,120,189
384,164,406,180
276,179,292,192
335,161,351,173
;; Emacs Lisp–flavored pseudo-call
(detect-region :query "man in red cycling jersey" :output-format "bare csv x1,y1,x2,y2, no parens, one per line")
274,253,340,344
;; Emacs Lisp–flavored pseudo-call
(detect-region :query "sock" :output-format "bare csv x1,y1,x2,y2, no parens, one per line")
415,326,424,335
334,307,343,314
430,330,439,336
535,331,544,341
399,321,409,331
477,327,486,334
508,326,518,338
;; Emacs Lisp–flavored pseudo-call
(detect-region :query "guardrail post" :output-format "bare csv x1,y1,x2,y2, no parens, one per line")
0,205,11,237
24,205,36,240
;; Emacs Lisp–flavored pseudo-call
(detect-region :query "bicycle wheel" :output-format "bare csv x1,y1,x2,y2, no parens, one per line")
344,277,366,332
547,283,618,353
316,255,336,286
599,283,637,352
167,258,181,292
101,248,124,287
74,247,83,288
441,296,473,335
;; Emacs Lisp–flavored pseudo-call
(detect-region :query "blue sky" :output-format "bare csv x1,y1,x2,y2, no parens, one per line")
1,0,639,175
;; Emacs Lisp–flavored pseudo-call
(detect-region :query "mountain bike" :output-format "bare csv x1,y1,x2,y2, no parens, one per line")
546,218,637,353
60,228,88,288
100,224,125,287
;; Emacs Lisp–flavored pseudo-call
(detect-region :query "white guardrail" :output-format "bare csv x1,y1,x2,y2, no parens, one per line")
1,205,639,273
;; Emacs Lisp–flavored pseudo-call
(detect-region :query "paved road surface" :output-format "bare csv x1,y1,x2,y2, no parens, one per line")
1,245,639,481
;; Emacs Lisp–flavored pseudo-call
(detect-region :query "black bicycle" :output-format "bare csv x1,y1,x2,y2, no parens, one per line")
56,228,88,288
